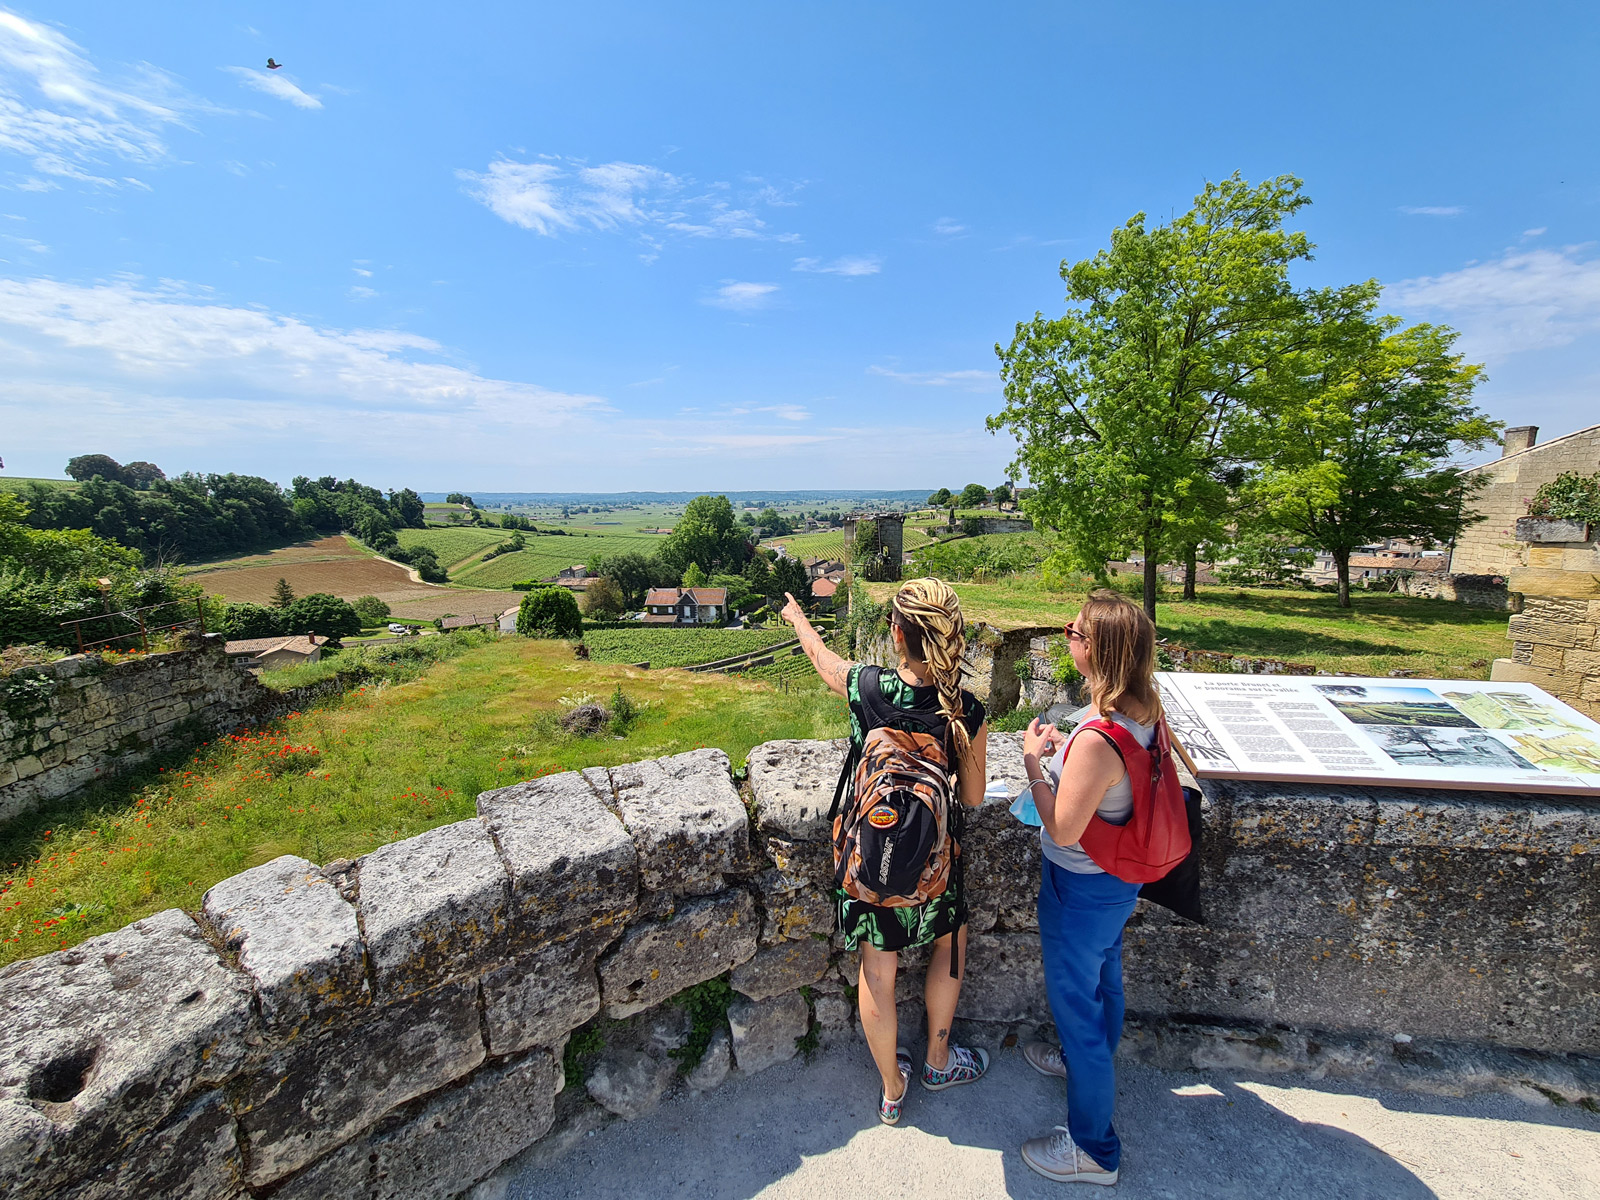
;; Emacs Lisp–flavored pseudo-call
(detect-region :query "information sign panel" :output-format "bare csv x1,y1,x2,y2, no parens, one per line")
1155,673,1600,795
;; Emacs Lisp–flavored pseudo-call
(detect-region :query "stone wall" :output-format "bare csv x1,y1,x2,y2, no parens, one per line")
0,636,270,828
4,740,1596,1199
1395,572,1517,610
1490,528,1600,722
1450,422,1600,576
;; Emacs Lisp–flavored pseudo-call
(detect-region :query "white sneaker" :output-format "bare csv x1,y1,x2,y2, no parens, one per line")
1020,1126,1119,1186
1023,1040,1068,1079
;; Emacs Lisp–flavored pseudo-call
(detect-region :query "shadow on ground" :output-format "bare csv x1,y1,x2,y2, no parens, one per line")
484,1035,1600,1200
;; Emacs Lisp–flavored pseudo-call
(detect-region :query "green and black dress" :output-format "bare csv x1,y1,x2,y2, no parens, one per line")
835,663,987,953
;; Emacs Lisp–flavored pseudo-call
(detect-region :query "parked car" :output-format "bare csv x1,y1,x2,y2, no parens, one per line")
387,623,410,634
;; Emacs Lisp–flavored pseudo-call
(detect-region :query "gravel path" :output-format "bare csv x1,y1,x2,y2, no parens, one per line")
484,1037,1600,1200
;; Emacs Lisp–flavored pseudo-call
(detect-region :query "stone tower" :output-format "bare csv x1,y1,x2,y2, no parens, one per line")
844,514,905,583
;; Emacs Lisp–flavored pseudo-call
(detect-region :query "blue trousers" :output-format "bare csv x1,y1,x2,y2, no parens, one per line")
1037,858,1142,1171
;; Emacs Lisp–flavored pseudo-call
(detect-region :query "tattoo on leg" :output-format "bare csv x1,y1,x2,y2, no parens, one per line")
936,1027,948,1042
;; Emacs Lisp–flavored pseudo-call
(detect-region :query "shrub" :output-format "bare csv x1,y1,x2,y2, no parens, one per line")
516,587,582,638
224,602,285,639
1214,536,1314,588
582,576,626,619
351,595,391,626
1527,471,1600,525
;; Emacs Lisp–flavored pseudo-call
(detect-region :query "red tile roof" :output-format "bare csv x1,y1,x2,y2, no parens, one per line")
645,588,680,606
225,635,322,656
811,579,838,598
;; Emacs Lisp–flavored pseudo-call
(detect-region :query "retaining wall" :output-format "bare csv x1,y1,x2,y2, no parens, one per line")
1395,572,1517,610
0,637,269,828
3,739,1597,1199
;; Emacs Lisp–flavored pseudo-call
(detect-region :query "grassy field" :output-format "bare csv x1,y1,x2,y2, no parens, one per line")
394,526,506,569
0,476,79,494
183,535,512,621
582,627,794,669
863,575,1509,679
0,636,845,966
452,533,665,587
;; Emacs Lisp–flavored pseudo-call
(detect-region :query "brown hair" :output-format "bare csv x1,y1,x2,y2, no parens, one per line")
1079,588,1162,723
891,577,972,756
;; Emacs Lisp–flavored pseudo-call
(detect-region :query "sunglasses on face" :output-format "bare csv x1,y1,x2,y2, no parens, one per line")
1064,622,1086,642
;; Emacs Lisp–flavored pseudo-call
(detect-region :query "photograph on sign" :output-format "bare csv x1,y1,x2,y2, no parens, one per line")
1154,673,1600,795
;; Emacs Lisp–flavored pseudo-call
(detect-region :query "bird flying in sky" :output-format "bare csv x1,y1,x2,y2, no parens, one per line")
266,58,282,69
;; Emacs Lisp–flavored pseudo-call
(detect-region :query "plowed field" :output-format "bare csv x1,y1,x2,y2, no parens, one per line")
184,536,511,620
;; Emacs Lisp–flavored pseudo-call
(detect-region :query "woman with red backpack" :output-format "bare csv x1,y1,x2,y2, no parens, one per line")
1018,589,1188,1186
780,578,991,1126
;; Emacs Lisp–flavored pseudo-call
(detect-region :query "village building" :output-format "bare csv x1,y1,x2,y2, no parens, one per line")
642,587,728,625
438,614,501,631
224,634,323,671
1449,423,1600,575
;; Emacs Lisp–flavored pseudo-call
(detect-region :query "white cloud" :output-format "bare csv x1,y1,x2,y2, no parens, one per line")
704,281,778,311
224,66,321,110
347,285,375,300
1524,227,1547,237
1398,205,1464,216
352,266,371,277
0,9,192,186
1387,244,1600,358
458,155,792,246
867,365,995,389
0,276,606,429
793,255,881,277
933,217,965,235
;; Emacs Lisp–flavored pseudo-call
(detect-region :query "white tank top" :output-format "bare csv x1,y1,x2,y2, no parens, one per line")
1039,711,1155,875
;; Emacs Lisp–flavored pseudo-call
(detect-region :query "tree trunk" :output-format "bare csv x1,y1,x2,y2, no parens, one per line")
1182,544,1198,601
1142,530,1159,621
1335,550,1351,608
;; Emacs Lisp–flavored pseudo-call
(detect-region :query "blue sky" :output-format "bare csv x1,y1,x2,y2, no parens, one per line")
1,2,1597,493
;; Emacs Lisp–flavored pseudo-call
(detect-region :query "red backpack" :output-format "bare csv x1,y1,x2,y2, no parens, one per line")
1070,716,1191,884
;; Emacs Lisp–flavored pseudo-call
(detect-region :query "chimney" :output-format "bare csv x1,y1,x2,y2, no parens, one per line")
1502,426,1538,456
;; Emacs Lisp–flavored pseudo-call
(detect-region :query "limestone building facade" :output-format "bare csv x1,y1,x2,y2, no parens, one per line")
1449,422,1600,576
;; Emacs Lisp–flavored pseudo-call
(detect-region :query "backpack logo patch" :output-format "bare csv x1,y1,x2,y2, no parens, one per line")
866,804,899,829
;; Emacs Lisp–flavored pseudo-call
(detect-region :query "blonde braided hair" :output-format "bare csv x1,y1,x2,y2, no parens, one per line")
891,577,972,757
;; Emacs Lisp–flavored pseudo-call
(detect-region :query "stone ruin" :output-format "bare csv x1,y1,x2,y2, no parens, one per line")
2,739,1597,1199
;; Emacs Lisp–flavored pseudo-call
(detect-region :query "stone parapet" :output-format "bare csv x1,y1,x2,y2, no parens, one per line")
1494,533,1600,721
1,741,1596,1198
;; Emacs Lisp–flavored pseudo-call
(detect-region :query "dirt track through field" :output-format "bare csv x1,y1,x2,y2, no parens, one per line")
184,535,513,619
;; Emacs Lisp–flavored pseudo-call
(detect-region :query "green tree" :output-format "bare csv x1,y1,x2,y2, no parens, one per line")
351,595,391,626
1248,303,1496,607
772,556,811,608
283,593,362,640
516,586,582,638
660,495,747,573
958,483,990,509
991,173,1314,619
682,562,709,588
992,482,1012,506
582,576,627,618
589,551,676,607
223,603,286,639
927,488,953,508
123,461,166,489
64,454,127,484
269,577,296,609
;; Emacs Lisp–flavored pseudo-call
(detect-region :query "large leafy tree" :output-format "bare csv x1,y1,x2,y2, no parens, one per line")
991,174,1314,618
660,495,747,573
1248,294,1497,607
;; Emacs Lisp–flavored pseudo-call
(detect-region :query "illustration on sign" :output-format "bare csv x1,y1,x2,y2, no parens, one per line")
1154,673,1600,795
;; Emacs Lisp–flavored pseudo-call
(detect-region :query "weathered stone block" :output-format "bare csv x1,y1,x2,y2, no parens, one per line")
584,1049,677,1120
0,910,255,1197
55,1091,242,1200
1563,647,1600,675
271,1051,558,1200
1489,657,1583,695
749,738,847,842
598,890,758,1018
730,937,831,1001
684,1025,732,1091
1516,516,1591,543
481,937,602,1057
201,854,367,1035
952,932,1051,1023
963,796,1041,933
358,819,509,1000
755,872,834,944
814,993,856,1045
609,748,749,895
1507,613,1581,648
235,978,485,1186
478,770,638,950
727,991,809,1074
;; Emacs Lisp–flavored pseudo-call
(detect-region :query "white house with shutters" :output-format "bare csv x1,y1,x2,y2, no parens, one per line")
642,587,727,625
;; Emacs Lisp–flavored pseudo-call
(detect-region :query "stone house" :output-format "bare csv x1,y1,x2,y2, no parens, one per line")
224,635,323,671
1449,423,1600,576
642,587,727,625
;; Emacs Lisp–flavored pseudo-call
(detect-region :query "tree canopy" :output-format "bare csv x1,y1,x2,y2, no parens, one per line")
659,495,747,573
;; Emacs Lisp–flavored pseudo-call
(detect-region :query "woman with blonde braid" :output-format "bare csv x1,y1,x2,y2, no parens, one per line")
781,579,990,1126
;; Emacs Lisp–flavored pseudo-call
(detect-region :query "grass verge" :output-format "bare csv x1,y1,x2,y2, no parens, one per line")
1,636,845,966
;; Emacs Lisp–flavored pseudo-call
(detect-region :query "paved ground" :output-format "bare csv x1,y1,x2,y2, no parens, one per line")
486,1039,1600,1200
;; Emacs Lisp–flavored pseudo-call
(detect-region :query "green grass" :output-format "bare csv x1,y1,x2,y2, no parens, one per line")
394,526,506,568
761,529,849,559
0,476,79,494
453,534,664,587
0,636,846,966
583,627,794,669
864,574,1509,679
